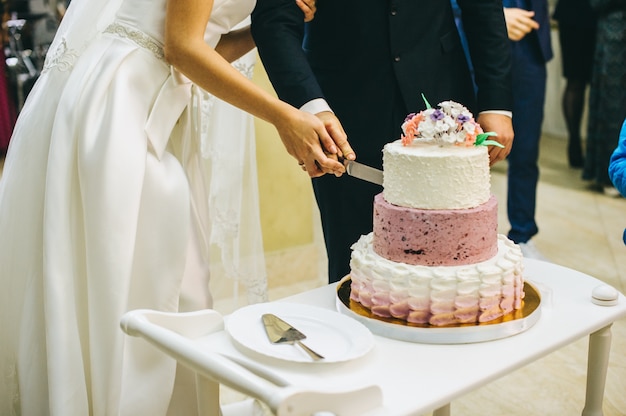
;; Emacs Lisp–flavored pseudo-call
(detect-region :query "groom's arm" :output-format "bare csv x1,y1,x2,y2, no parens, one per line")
457,0,513,113
458,0,514,164
251,0,325,109
251,0,352,158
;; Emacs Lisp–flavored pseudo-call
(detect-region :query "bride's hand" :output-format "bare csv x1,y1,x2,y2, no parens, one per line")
296,0,317,22
276,107,349,178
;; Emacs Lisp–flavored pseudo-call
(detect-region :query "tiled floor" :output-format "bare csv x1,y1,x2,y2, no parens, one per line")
260,133,626,415
2,132,625,415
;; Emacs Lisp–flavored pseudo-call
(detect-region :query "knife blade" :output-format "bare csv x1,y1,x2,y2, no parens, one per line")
261,313,324,361
343,159,384,186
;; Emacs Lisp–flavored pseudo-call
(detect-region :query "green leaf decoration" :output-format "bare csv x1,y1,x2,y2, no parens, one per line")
480,139,505,148
421,93,432,109
474,132,504,148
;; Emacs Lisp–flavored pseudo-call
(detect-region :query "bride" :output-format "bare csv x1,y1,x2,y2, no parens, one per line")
0,0,351,414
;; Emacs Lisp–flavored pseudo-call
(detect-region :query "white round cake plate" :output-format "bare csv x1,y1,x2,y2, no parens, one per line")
226,302,375,363
335,276,542,345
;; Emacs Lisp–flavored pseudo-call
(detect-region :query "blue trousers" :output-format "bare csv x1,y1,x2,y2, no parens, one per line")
506,37,547,244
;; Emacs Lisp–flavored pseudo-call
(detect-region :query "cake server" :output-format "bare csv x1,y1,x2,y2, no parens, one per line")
261,313,325,361
343,159,384,186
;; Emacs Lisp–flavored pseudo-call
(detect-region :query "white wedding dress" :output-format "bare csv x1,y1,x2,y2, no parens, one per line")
0,0,265,414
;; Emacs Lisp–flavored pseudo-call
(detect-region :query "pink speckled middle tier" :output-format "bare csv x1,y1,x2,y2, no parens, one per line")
373,193,498,266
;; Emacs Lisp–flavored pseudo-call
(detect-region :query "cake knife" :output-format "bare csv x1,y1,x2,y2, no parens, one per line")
343,159,384,186
262,313,325,361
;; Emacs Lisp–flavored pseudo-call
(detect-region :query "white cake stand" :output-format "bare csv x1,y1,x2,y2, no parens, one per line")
335,275,541,344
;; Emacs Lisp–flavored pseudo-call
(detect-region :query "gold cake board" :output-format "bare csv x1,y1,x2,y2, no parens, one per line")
336,276,541,344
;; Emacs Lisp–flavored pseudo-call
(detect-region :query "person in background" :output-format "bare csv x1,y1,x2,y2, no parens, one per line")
553,0,596,168
53,0,70,19
0,0,17,143
252,0,515,284
0,0,17,152
583,0,626,196
0,57,16,153
608,118,626,243
501,0,553,260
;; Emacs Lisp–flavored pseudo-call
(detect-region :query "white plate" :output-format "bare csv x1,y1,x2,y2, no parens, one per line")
225,302,374,363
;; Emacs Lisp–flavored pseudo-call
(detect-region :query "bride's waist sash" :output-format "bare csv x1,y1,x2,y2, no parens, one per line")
104,21,164,62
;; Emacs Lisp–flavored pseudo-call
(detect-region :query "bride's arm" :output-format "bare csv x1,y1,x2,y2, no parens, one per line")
164,0,354,177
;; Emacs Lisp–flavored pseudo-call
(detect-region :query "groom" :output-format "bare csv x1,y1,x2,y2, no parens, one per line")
252,0,515,284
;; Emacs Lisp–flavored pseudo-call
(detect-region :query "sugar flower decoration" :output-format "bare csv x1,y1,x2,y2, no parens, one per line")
401,94,504,148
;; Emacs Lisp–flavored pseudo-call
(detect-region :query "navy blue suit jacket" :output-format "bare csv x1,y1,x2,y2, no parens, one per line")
252,1,513,167
251,0,514,282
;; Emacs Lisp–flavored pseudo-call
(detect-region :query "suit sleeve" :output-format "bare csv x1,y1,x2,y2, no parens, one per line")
457,0,513,112
251,0,324,108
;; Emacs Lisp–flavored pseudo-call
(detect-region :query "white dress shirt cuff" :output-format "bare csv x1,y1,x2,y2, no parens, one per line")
300,98,333,114
479,110,513,118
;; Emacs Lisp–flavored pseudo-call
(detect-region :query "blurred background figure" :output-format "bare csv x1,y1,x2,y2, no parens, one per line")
1,0,68,152
2,0,60,114
1,1,16,153
583,0,626,196
608,118,626,243
451,0,552,258
501,0,553,259
553,0,596,169
0,58,15,154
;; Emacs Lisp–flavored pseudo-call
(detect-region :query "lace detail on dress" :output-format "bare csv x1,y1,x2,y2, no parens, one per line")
199,60,254,157
233,60,255,80
104,22,164,61
200,93,216,158
41,38,79,73
195,50,268,306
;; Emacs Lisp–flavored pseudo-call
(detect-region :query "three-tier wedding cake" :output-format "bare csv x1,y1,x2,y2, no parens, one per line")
349,98,525,326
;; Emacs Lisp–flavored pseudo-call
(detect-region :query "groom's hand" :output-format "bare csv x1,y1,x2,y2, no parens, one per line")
477,112,514,166
296,0,317,22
